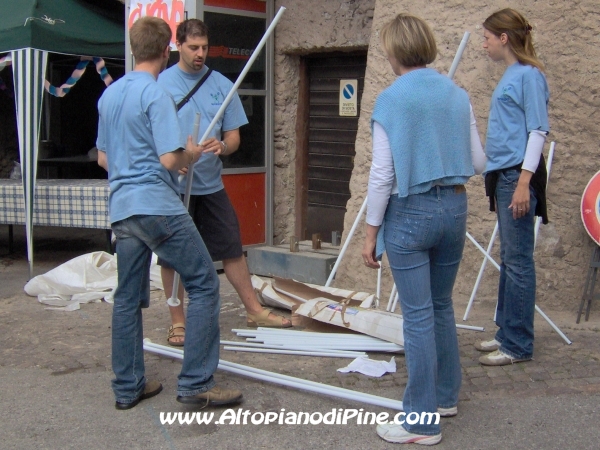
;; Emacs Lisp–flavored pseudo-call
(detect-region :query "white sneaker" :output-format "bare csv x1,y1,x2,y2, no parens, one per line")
479,349,531,366
376,423,442,445
474,339,501,352
437,406,457,417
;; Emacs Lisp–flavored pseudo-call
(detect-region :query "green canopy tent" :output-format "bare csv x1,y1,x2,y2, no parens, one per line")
0,0,124,276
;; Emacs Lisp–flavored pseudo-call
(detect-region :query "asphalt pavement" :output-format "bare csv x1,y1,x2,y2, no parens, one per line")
1,226,599,449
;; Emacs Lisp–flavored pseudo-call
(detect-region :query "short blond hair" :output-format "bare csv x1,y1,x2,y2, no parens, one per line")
130,16,172,63
380,13,437,67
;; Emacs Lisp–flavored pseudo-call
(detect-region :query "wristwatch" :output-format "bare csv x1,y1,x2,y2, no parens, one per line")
220,140,228,155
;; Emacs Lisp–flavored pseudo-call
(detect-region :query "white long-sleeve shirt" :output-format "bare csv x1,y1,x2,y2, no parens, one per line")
366,105,486,226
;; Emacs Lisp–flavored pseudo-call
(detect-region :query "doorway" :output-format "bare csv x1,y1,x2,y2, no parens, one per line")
295,52,367,243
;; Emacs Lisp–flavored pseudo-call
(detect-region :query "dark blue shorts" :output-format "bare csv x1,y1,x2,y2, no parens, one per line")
157,189,243,267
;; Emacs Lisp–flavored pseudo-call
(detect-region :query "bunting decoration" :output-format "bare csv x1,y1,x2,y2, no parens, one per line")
44,56,113,97
1,54,112,98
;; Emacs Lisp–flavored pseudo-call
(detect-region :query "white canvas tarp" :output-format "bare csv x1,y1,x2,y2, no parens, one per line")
24,251,163,310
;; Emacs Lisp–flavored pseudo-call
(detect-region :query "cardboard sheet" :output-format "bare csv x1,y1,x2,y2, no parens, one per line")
251,275,302,310
294,298,404,346
272,277,374,308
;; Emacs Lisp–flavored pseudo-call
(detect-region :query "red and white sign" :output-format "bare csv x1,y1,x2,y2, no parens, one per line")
128,0,186,49
581,170,600,245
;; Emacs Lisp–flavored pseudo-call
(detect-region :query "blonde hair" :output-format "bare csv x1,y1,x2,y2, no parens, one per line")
380,13,437,67
130,16,172,63
483,8,544,71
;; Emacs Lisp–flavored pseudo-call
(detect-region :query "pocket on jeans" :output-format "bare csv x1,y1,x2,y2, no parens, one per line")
138,215,173,245
453,210,468,244
498,170,519,191
389,211,432,250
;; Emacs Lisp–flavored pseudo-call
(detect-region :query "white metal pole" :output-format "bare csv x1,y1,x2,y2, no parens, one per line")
534,304,571,344
220,340,368,354
385,284,397,312
223,346,365,358
376,265,382,308
390,291,399,313
220,359,404,410
529,142,570,343
143,340,404,410
325,196,368,287
463,223,499,320
167,112,200,307
466,232,501,270
447,32,471,79
244,340,402,352
455,324,485,332
234,328,389,340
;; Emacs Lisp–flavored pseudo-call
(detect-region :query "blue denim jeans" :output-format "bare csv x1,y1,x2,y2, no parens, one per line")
384,186,466,435
111,214,220,404
494,169,537,360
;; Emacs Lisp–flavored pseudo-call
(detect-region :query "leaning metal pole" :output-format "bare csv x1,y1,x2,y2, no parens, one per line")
167,6,287,307
167,113,200,307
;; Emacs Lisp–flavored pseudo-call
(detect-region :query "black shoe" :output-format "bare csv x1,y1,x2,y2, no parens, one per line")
177,385,243,406
115,380,163,410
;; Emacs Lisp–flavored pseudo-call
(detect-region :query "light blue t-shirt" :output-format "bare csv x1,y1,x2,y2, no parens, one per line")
158,65,249,195
485,63,550,173
96,71,188,223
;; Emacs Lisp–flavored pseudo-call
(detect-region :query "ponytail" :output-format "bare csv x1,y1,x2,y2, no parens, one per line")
483,8,545,72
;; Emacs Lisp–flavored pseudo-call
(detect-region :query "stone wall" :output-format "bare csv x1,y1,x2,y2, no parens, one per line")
272,0,375,243
330,0,600,311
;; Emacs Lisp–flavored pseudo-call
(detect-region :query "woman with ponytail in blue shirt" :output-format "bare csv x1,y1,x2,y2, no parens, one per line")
476,8,550,367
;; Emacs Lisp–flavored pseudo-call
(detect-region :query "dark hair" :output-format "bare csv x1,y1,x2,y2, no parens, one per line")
130,16,171,63
483,8,544,71
380,13,437,67
176,19,209,44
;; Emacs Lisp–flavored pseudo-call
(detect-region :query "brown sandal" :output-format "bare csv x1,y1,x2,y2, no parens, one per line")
167,323,185,346
247,308,292,328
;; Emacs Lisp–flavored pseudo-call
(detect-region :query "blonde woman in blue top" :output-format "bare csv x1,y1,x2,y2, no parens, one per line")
476,9,550,367
362,14,485,445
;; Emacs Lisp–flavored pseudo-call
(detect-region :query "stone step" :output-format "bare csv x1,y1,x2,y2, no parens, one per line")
247,241,340,285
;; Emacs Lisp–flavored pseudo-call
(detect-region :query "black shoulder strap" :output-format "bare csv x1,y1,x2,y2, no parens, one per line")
176,68,213,111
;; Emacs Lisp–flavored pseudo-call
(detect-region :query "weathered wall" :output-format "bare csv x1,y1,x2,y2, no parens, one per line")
330,0,600,311
272,0,375,243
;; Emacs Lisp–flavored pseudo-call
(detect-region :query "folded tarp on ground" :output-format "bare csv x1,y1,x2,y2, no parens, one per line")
24,251,163,310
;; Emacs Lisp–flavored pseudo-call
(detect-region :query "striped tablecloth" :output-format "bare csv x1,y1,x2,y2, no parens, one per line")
0,179,110,229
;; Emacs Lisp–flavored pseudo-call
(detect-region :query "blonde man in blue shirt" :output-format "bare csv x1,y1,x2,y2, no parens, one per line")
97,16,243,409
